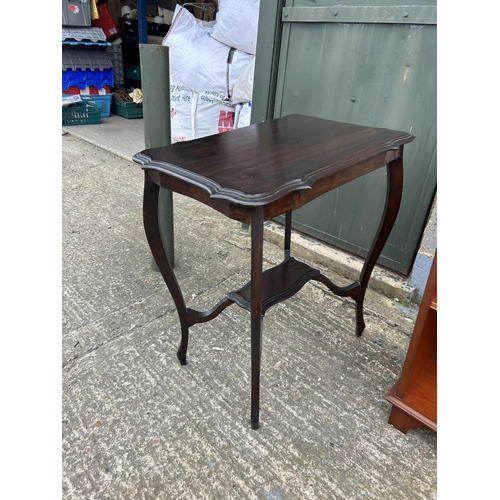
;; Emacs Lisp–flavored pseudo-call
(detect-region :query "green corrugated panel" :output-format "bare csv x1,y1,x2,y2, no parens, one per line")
252,0,436,274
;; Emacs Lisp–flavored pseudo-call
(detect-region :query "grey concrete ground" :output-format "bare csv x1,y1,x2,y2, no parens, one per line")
62,119,436,499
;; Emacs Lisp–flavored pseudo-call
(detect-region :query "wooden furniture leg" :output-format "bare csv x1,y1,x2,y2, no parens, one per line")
284,211,292,259
312,156,404,336
353,156,404,336
387,404,433,434
142,172,190,365
250,208,264,429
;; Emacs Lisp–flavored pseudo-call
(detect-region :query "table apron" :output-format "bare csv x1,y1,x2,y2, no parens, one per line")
147,149,402,225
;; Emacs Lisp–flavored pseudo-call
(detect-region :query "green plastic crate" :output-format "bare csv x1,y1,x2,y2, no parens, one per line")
62,101,101,126
124,65,141,81
111,101,143,119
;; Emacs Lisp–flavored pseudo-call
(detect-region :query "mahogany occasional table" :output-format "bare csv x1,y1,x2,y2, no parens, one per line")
133,114,415,429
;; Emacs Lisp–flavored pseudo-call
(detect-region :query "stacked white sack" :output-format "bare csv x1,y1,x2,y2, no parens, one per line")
208,0,260,56
170,78,253,143
163,2,258,141
162,5,254,100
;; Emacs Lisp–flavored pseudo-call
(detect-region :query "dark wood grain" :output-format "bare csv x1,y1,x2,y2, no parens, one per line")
228,257,321,315
134,114,414,209
250,208,264,429
136,114,415,429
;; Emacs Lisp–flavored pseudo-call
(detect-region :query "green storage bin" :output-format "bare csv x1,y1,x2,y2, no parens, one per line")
111,101,143,119
124,65,141,81
62,101,101,126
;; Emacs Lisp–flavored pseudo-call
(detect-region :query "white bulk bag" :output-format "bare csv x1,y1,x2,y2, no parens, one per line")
234,102,252,129
170,79,197,143
163,5,253,98
231,57,255,104
209,0,260,55
195,90,238,138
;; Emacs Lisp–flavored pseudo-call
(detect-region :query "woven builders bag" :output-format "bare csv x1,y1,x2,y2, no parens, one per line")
194,91,237,139
194,94,252,139
234,102,252,129
231,57,255,104
163,5,253,98
162,5,215,92
170,80,197,143
209,0,260,55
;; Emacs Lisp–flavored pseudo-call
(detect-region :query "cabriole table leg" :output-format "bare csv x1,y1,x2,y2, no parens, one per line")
353,156,404,336
142,171,190,365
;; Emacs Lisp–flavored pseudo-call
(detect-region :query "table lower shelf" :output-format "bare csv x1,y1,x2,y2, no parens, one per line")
186,255,364,339
228,257,321,315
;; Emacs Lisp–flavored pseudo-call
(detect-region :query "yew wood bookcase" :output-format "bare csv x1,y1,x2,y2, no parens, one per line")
133,114,415,429
385,252,437,433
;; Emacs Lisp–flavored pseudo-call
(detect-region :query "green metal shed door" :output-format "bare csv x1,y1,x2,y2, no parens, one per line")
253,0,436,275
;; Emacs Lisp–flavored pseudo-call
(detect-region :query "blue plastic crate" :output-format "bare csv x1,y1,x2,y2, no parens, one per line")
62,68,114,91
62,40,110,47
80,94,112,118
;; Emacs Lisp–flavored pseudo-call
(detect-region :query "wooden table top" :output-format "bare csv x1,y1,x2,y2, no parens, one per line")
134,114,414,208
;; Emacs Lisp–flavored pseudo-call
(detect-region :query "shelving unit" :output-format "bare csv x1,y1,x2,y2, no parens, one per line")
385,252,437,433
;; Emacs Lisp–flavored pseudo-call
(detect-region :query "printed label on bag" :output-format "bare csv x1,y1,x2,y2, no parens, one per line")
170,79,196,142
171,94,192,103
218,111,234,133
200,91,228,104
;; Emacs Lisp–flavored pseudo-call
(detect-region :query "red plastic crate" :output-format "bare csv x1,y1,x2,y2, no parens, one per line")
63,85,111,95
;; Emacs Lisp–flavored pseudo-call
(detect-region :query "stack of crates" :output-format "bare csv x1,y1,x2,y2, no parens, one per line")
62,26,114,118
106,44,124,90
118,17,141,89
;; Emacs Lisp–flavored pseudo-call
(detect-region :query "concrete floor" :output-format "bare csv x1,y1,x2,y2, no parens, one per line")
62,115,437,499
